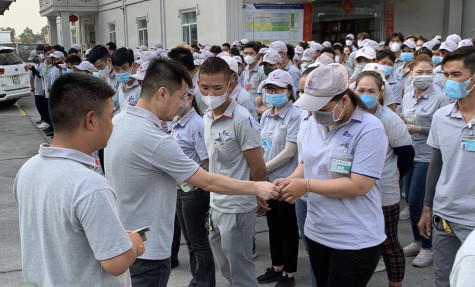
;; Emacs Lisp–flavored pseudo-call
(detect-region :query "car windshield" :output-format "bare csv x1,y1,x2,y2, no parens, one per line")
0,50,23,65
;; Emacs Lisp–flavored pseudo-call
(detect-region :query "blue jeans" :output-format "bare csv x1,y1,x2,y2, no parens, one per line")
403,161,432,249
295,199,317,287
176,188,216,287
130,258,171,287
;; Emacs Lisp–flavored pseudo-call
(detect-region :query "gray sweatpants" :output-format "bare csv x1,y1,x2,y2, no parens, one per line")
433,218,474,287
208,208,258,287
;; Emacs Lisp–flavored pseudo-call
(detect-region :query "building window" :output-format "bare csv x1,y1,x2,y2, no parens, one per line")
108,23,116,43
181,11,197,46
71,27,77,44
138,19,148,46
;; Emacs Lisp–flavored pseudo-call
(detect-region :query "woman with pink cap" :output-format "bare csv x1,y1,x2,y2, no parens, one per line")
275,63,388,287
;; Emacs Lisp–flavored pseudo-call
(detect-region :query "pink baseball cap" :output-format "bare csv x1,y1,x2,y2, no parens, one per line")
260,50,282,65
264,69,293,88
294,63,349,112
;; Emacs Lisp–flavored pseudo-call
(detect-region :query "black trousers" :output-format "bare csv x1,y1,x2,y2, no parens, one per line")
34,95,48,122
306,237,381,287
44,98,51,125
266,199,300,273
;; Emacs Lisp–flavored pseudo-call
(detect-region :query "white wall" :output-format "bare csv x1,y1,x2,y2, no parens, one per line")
461,0,475,38
393,0,444,39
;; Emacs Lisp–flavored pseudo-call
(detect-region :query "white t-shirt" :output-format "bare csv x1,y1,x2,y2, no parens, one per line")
450,229,475,286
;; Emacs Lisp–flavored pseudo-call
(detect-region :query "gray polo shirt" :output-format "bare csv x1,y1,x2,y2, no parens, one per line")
387,74,402,104
303,106,388,250
433,65,446,92
117,80,141,113
243,64,267,101
194,85,210,116
260,101,301,182
392,56,405,79
401,83,451,162
14,144,132,287
375,105,413,206
203,99,261,213
106,71,120,114
229,84,258,120
427,103,475,226
171,108,208,169
105,104,199,260
283,61,302,97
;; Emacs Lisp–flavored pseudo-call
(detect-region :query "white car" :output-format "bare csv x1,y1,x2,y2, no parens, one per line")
0,46,31,106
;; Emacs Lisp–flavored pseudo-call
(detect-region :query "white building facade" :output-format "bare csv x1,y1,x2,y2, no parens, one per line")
39,0,475,51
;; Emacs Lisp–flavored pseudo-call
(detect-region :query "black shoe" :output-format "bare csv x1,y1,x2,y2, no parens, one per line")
36,120,43,124
45,131,54,137
257,267,283,284
275,275,296,287
43,126,54,133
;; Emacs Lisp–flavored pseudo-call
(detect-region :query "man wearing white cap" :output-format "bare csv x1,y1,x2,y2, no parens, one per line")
269,42,301,99
198,57,266,287
300,49,316,72
433,41,458,91
71,44,83,59
255,51,283,116
49,51,65,94
242,41,267,102
345,34,357,52
394,40,417,90
349,47,376,82
73,61,95,74
221,56,258,120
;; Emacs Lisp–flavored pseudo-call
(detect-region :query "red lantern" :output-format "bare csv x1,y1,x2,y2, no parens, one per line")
69,15,78,26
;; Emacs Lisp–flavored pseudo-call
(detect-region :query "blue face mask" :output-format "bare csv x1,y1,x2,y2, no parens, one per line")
432,56,442,65
62,69,73,74
382,65,393,77
359,94,380,110
116,71,132,83
238,67,242,74
445,74,475,101
401,52,414,63
266,92,288,107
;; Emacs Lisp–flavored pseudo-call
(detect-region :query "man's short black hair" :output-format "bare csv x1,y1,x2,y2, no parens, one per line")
230,47,240,57
65,55,82,66
68,48,79,55
321,47,335,56
199,57,232,82
168,47,194,71
442,46,475,68
36,45,44,52
244,41,259,53
43,45,53,53
222,43,230,49
432,44,441,51
105,42,117,51
88,45,110,64
49,73,115,133
111,47,134,67
332,44,343,54
376,50,396,63
389,32,404,42
209,45,222,54
286,44,295,59
191,44,199,50
141,59,192,100
464,53,475,75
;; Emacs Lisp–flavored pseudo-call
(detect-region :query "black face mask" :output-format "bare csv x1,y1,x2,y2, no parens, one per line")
54,62,63,69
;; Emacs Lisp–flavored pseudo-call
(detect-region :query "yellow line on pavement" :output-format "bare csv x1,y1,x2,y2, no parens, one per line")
15,102,26,116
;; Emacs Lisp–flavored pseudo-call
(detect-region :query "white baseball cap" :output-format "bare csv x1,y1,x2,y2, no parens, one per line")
260,50,282,65
264,69,293,88
154,42,163,50
458,39,473,48
310,42,324,52
240,38,249,45
446,34,461,44
360,39,379,51
200,51,214,60
71,44,81,51
85,48,92,56
439,41,458,52
258,47,269,55
232,41,240,47
138,45,148,51
379,41,386,47
51,51,65,59
192,52,201,59
220,56,239,74
322,41,332,48
193,59,201,66
423,39,438,50
362,63,387,83
356,47,376,60
28,50,38,60
217,52,229,58
131,61,150,81
295,46,304,55
73,61,94,73
401,40,417,50
301,49,316,61
135,51,153,65
346,34,355,40
232,55,242,65
294,63,349,112
269,41,288,53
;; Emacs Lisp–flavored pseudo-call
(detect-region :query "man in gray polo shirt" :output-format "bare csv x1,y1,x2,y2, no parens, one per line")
14,73,145,287
419,46,475,287
105,59,278,287
198,57,267,287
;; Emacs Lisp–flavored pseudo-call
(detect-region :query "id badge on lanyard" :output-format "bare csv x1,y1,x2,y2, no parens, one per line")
461,122,475,152
262,130,273,150
330,143,353,174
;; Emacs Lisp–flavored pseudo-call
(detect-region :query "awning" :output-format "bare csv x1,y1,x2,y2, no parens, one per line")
0,0,15,16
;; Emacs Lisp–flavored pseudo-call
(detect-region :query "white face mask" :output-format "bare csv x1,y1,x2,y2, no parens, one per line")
345,40,353,46
202,82,230,110
390,42,401,52
244,55,256,65
357,40,362,47
99,61,111,77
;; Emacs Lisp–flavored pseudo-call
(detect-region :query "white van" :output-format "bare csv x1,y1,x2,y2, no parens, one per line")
0,46,31,106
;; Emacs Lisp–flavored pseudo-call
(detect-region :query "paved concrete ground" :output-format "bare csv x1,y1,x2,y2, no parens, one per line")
0,96,435,286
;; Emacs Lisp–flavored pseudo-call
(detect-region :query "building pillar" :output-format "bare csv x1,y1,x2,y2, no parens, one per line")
47,16,58,45
225,0,243,43
447,0,463,36
60,12,72,50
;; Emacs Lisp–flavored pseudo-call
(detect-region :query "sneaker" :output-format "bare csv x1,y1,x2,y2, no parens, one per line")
35,120,44,125
412,249,434,267
37,122,50,129
257,267,283,284
403,242,422,257
400,206,410,219
374,257,386,273
275,274,296,287
43,126,54,133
